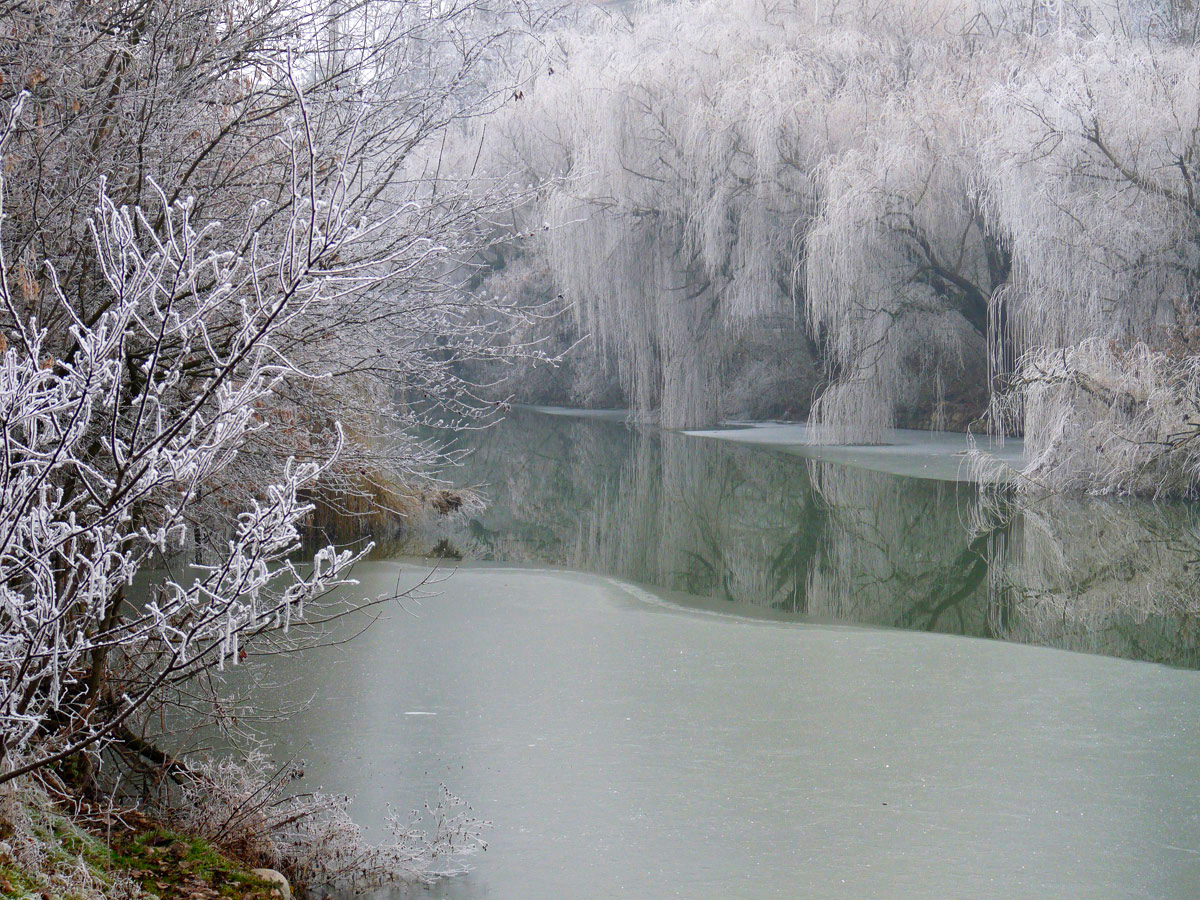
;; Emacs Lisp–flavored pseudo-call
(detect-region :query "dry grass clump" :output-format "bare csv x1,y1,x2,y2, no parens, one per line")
0,749,489,900
0,778,277,900
1010,339,1200,496
305,465,480,543
170,753,488,893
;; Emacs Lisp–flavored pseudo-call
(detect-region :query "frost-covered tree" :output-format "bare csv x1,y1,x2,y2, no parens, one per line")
981,39,1200,493
476,0,1024,431
0,0,557,883
0,90,363,771
478,2,835,427
803,47,1014,440
0,0,554,531
0,94,494,886
470,0,1200,494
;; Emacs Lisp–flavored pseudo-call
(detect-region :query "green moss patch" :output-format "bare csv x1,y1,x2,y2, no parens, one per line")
0,814,283,900
104,827,282,900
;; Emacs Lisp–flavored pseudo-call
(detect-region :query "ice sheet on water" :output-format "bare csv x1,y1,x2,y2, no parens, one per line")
686,421,1024,482
276,564,1200,900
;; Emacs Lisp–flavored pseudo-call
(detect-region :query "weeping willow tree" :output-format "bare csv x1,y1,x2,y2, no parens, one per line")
804,51,1011,441
980,39,1200,494
469,0,1044,431
463,0,1200,495
476,1,837,427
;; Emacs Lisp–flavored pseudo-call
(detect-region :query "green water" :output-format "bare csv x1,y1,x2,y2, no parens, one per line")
260,565,1200,900
399,408,1200,669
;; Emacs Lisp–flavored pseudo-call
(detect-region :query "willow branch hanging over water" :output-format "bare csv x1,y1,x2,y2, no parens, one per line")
464,0,1200,496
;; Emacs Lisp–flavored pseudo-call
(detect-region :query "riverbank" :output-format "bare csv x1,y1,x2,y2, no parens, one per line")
0,790,286,900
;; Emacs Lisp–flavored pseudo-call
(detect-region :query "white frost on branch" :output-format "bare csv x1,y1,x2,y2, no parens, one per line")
0,151,371,779
475,0,1200,493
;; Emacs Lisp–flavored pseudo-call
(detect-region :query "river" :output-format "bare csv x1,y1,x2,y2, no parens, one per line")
252,408,1200,898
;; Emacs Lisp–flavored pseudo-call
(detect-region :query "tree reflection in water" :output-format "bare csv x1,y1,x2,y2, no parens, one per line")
394,408,1200,668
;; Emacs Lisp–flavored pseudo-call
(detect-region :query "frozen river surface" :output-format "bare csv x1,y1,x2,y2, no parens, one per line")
264,563,1200,900
684,421,1024,481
